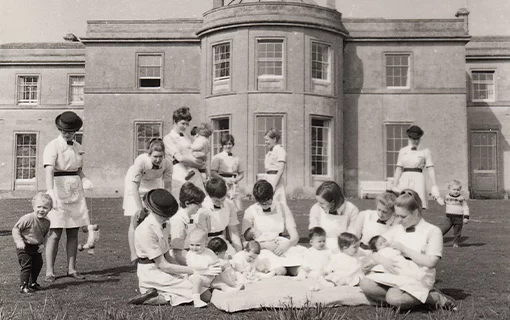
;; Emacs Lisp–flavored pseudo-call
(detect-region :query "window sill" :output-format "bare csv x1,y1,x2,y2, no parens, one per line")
248,91,293,94
206,91,237,98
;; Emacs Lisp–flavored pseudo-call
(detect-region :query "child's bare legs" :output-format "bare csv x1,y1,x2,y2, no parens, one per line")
294,267,308,281
189,274,208,308
211,280,244,292
273,267,287,276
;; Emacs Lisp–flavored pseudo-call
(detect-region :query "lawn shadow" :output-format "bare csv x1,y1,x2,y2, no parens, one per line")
441,288,471,301
443,236,486,247
84,265,135,277
0,230,11,236
47,277,120,290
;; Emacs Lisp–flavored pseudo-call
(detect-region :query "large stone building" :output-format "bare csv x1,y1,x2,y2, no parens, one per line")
0,0,509,199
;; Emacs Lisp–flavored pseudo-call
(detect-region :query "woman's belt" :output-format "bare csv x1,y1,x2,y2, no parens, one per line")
137,257,155,264
219,173,237,178
54,171,79,177
266,170,278,174
403,168,422,173
208,230,223,237
198,169,206,173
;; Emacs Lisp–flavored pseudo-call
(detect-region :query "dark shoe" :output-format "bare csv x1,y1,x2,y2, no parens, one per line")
128,288,158,305
67,272,85,280
184,170,195,181
20,283,35,294
29,282,43,290
44,275,56,283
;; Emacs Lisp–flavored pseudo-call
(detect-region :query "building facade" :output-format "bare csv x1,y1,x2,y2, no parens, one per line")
0,0,509,199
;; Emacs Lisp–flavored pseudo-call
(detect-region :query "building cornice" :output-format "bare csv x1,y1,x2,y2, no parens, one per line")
79,38,200,44
0,61,85,66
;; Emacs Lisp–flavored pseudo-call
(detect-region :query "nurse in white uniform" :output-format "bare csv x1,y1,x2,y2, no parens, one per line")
43,111,92,281
163,106,206,200
123,138,173,263
392,125,440,209
264,129,287,206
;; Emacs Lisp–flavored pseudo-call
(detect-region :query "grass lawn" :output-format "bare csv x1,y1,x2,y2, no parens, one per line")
0,197,509,320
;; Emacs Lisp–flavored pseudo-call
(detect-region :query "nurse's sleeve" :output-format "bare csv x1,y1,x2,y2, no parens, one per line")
169,220,186,250
276,146,287,163
308,203,321,230
43,141,57,167
425,226,443,258
210,155,220,172
144,226,166,260
241,206,255,235
163,134,178,159
425,149,434,167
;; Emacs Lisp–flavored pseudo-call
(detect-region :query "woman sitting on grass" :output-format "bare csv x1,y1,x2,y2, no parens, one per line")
360,189,457,311
128,189,221,305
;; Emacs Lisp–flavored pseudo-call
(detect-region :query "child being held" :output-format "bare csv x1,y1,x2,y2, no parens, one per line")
232,240,274,283
324,232,364,287
294,227,334,291
368,235,426,281
185,123,213,182
186,228,243,308
207,237,240,289
438,179,470,248
12,193,52,293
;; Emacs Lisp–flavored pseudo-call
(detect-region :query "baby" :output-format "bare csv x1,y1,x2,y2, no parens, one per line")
294,227,333,291
324,232,364,287
186,228,242,308
368,235,426,281
185,122,213,182
232,240,274,283
207,237,240,288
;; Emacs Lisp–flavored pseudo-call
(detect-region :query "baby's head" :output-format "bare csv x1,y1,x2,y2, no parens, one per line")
244,240,261,263
308,227,327,250
448,179,462,197
337,232,360,257
368,235,389,252
207,237,228,260
253,180,273,211
196,122,213,138
187,228,208,254
32,192,53,219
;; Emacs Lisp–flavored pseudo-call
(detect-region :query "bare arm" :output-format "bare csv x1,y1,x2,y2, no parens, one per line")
45,165,55,190
273,162,286,187
393,242,441,269
171,249,188,266
154,253,193,275
393,166,403,189
228,226,243,252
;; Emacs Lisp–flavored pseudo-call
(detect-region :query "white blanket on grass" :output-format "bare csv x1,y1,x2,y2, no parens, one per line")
210,277,374,312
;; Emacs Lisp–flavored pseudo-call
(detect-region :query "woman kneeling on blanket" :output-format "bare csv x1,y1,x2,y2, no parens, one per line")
128,189,221,305
360,189,457,311
242,180,305,276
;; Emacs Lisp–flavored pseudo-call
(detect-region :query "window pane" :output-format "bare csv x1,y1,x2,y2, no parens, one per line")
135,123,162,157
472,71,495,101
386,124,409,178
311,43,330,81
17,76,39,104
69,76,85,104
257,40,284,77
385,54,409,87
16,134,37,179
211,117,230,155
256,116,284,174
138,54,162,88
311,118,330,176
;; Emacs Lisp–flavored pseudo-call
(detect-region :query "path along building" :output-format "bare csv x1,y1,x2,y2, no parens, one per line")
1,1,509,199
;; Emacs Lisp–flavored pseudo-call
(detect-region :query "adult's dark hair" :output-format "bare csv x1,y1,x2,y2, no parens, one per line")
308,226,326,240
316,181,345,212
179,182,205,208
368,235,382,252
205,177,227,198
173,106,192,123
337,232,359,250
220,134,235,146
253,180,273,203
207,237,228,254
147,138,165,155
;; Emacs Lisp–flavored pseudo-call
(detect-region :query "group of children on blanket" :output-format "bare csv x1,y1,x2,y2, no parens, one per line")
184,225,425,308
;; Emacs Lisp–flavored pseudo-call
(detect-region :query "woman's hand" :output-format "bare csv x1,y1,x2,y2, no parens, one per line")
274,240,291,256
392,241,409,256
203,261,222,276
372,253,399,274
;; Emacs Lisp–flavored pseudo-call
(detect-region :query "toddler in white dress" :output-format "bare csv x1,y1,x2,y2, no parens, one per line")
294,227,334,291
324,232,364,287
186,228,242,308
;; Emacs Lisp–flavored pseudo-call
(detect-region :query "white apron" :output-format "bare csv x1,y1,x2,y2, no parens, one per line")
48,174,89,228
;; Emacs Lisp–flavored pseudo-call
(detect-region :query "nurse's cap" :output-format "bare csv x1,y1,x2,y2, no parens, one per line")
143,189,179,218
406,125,424,139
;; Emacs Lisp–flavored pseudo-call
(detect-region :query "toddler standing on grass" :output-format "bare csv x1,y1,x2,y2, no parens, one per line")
12,193,52,293
438,179,470,247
